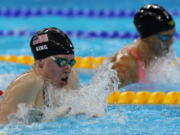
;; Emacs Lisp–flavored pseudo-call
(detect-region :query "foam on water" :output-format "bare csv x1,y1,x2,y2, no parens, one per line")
123,50,180,91
0,73,18,90
146,50,180,83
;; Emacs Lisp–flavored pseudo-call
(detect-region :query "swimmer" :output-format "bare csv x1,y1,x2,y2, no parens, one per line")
0,27,80,124
111,4,176,87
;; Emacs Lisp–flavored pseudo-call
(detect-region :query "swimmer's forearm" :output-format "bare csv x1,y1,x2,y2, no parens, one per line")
0,117,8,125
0,104,17,125
53,106,71,117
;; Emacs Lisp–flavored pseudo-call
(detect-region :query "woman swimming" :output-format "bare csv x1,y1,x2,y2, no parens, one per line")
0,27,80,124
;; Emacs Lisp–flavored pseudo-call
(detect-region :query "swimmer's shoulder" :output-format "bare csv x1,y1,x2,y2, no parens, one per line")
111,45,137,70
111,44,135,62
5,70,44,94
0,71,45,121
112,52,135,66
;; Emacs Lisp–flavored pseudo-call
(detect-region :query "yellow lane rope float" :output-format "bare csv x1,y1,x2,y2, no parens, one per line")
0,55,180,69
107,91,180,104
0,55,106,69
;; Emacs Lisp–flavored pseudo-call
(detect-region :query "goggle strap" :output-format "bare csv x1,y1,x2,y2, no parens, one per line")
50,56,56,61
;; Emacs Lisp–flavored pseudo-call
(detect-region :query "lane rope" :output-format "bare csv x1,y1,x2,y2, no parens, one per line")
1,55,180,69
0,56,180,104
0,30,139,39
0,89,179,104
0,8,179,18
108,91,180,104
0,55,107,69
1,30,180,39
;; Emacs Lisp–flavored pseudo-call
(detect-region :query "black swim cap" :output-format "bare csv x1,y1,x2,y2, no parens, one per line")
30,27,74,60
134,4,175,38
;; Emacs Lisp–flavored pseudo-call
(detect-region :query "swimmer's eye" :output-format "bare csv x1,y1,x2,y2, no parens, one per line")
51,56,76,67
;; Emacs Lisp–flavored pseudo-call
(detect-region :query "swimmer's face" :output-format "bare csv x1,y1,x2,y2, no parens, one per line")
39,54,75,88
153,28,175,56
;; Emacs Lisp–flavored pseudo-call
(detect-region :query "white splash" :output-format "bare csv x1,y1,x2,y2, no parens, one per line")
146,50,180,83
8,104,31,124
0,73,18,90
44,61,119,117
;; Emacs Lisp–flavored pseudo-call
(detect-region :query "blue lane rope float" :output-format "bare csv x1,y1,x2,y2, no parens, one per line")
0,9,138,18
0,30,140,39
1,30,180,39
0,8,180,18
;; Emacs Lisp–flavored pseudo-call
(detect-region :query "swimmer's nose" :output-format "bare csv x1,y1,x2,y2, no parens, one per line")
64,64,72,72
167,37,174,47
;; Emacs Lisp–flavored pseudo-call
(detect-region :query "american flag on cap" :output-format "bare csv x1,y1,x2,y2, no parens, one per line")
32,34,49,45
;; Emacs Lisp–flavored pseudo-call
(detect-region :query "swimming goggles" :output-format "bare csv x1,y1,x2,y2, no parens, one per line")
157,34,174,42
51,56,76,67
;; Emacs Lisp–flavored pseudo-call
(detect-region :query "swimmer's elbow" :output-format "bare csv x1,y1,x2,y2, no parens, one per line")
54,106,71,117
0,115,8,125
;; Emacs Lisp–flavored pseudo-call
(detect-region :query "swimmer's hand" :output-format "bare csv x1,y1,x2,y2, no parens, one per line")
27,109,44,124
8,108,44,124
53,106,71,117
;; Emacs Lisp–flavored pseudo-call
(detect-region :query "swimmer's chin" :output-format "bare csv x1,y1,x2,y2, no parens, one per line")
161,49,169,56
53,81,68,88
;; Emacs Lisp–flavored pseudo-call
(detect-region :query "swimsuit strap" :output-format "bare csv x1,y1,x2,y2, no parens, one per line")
127,47,145,82
0,90,3,96
43,81,50,107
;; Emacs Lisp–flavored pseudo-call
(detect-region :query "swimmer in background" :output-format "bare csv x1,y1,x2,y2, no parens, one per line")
111,4,176,87
0,27,80,124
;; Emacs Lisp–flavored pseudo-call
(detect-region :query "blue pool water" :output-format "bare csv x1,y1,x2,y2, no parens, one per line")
0,0,180,134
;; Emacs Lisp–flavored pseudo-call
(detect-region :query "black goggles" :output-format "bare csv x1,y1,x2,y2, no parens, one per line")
51,56,76,67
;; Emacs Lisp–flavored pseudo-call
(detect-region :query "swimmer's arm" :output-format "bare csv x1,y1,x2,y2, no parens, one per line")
0,76,42,124
43,106,71,122
67,68,81,89
52,106,71,117
112,55,137,87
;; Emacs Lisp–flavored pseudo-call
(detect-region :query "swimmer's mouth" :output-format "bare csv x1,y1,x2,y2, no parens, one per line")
61,77,68,82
